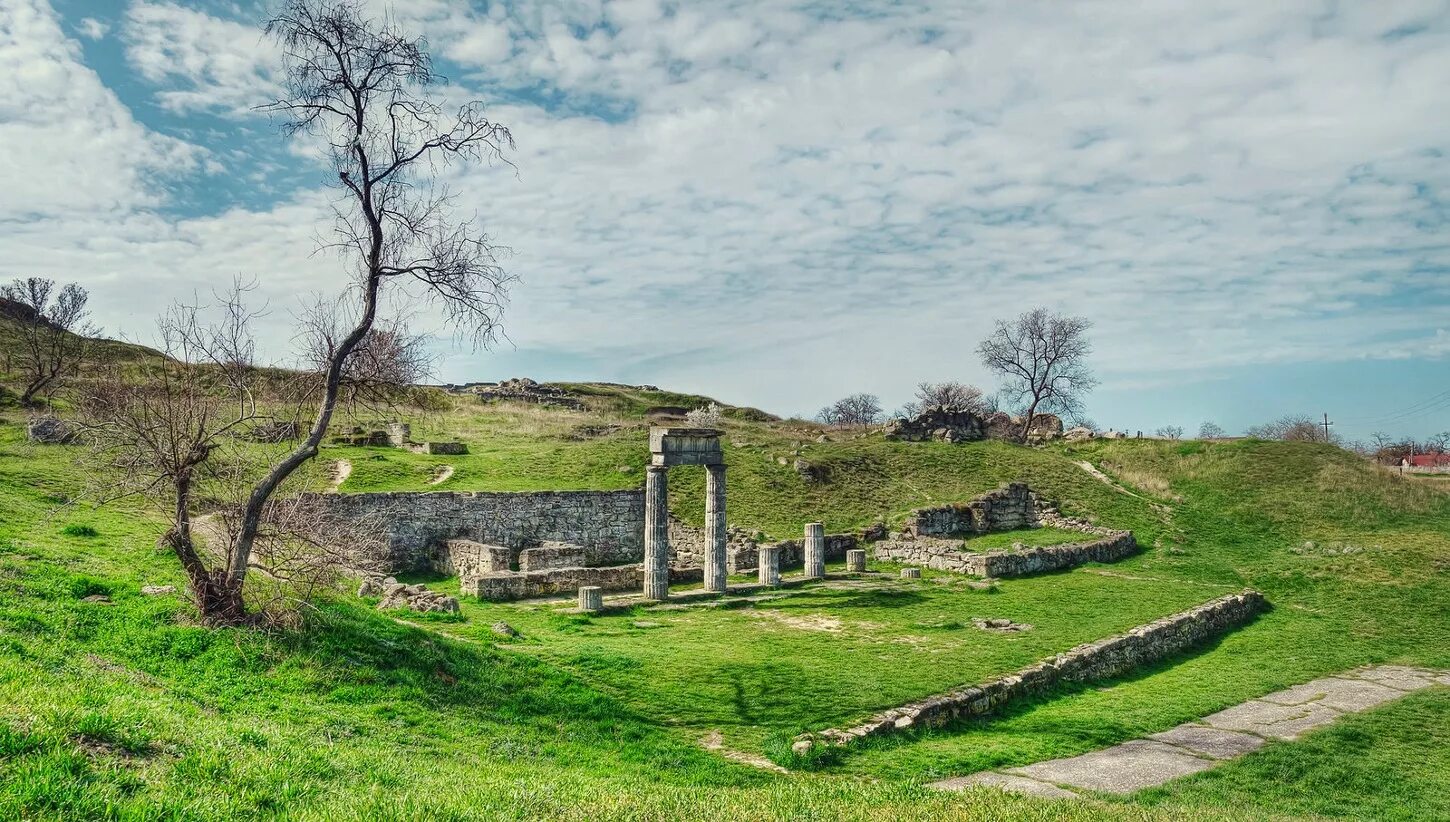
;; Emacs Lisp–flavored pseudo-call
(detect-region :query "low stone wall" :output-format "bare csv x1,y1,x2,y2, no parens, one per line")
875,531,1137,578
294,490,644,571
746,533,856,572
462,564,704,601
793,590,1267,754
905,483,1038,537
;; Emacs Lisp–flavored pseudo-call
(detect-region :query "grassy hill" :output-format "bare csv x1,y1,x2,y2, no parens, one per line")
0,381,1446,819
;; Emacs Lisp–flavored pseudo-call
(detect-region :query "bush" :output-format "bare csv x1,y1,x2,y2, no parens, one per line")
61,523,98,538
685,402,723,427
68,575,111,599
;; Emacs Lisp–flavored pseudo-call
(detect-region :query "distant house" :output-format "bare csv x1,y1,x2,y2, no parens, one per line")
1402,454,1450,473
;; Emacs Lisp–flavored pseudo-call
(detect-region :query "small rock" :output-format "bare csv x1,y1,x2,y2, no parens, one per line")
631,620,664,629
81,594,112,604
383,576,398,585
490,621,518,638
27,416,76,444
616,465,633,472
986,618,1012,628
140,585,176,596
357,579,381,597
440,596,460,614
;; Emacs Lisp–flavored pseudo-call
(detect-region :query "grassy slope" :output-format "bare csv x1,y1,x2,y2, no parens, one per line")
0,383,1447,819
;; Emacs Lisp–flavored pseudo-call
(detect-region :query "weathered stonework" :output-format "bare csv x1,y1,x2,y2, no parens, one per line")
438,539,512,577
883,405,987,442
294,490,644,571
424,441,468,455
519,542,587,573
794,590,1268,754
904,483,1039,537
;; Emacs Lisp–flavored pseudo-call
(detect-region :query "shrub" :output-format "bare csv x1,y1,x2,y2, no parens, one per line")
61,523,98,538
685,402,723,427
68,575,111,599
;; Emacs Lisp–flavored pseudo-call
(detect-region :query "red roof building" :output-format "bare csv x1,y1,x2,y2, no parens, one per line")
1405,454,1450,468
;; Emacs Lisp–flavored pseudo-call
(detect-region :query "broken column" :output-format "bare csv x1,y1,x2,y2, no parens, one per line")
643,465,670,601
846,549,866,573
578,586,603,612
901,567,922,579
758,545,780,586
704,464,727,593
804,522,825,579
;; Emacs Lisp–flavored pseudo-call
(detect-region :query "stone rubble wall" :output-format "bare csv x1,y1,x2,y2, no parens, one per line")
670,515,856,574
294,490,645,572
875,531,1138,578
794,590,1268,754
462,564,704,601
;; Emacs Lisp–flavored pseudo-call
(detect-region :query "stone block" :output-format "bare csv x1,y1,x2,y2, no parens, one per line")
520,542,587,573
901,567,922,579
578,586,603,612
846,549,866,572
649,427,724,466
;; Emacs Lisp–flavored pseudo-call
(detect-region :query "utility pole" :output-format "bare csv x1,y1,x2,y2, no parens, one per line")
1322,413,1334,442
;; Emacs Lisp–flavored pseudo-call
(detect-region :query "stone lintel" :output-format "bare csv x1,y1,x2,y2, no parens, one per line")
649,426,724,466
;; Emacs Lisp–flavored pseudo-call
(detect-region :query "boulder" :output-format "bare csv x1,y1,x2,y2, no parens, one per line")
27,416,75,444
794,457,827,483
140,585,176,596
1063,426,1095,441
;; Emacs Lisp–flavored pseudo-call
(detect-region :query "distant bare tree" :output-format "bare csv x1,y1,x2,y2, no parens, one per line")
1155,425,1185,440
1,276,96,405
1245,414,1337,444
899,381,991,417
978,308,1096,442
1427,432,1450,454
817,393,883,428
1197,421,1226,439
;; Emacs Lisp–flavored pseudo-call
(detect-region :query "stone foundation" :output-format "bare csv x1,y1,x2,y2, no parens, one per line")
793,590,1267,754
463,564,703,601
439,539,512,576
519,542,587,573
875,531,1138,578
904,483,1039,537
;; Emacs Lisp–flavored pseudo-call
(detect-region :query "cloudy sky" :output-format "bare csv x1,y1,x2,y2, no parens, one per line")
4,0,1450,440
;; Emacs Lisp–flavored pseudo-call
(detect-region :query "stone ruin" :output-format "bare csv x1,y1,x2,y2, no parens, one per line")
871,482,1138,577
469,378,585,411
26,415,76,444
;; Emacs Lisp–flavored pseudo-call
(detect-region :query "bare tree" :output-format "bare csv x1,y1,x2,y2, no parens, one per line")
817,393,883,428
1245,414,1338,444
1155,425,1185,440
177,0,516,623
899,381,992,417
1197,421,1227,439
78,287,390,623
1,277,96,405
1426,431,1449,454
977,308,1097,442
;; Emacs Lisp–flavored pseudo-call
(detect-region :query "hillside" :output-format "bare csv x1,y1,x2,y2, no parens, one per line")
0,383,1447,819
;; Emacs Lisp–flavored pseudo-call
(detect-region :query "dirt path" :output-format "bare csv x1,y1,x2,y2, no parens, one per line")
931,665,1448,799
428,464,455,486
701,730,790,773
328,458,352,493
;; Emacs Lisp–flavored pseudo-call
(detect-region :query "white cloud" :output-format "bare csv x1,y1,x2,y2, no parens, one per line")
0,0,203,219
77,17,107,40
6,0,1450,425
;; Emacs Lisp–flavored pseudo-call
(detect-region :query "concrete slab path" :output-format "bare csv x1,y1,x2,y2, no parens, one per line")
929,665,1447,799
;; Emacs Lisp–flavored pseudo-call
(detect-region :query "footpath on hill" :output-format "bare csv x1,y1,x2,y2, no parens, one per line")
930,665,1449,798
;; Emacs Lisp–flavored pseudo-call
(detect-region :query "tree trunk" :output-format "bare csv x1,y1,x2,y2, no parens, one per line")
168,469,250,625
1019,399,1040,443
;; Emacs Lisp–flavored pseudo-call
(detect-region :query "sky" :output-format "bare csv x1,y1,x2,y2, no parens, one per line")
3,0,1449,442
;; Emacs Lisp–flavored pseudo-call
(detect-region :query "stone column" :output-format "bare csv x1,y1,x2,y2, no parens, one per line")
704,464,727,593
804,522,825,579
758,545,780,586
901,567,922,579
643,465,670,600
845,549,866,573
578,586,603,612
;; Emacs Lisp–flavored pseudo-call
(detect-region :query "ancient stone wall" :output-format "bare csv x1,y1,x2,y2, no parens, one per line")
875,531,1137,577
794,590,1267,754
438,540,512,577
295,490,644,572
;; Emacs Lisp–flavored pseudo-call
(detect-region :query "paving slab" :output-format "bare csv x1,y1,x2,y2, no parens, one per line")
1259,677,1405,713
1008,740,1215,794
1201,699,1341,740
929,771,1079,799
1148,724,1266,759
1349,665,1441,692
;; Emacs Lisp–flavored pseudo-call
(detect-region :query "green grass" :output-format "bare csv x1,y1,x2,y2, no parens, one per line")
1,384,1448,819
960,526,1098,551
